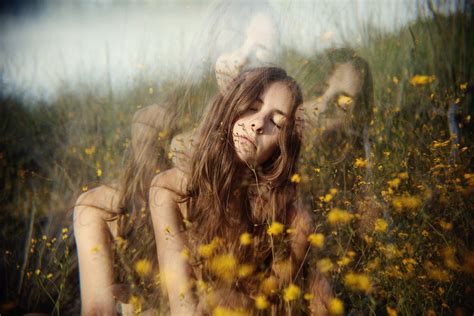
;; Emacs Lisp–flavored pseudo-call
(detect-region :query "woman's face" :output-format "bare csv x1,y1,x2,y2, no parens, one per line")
307,63,362,133
232,81,293,166
215,13,278,90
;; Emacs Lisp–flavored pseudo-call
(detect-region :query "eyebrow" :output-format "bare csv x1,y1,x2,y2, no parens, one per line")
256,96,290,118
274,109,289,118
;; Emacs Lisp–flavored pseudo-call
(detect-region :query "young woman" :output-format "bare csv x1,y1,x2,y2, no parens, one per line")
74,105,171,315
150,67,320,315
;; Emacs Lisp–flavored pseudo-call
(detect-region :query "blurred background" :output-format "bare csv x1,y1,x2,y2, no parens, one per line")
1,0,473,314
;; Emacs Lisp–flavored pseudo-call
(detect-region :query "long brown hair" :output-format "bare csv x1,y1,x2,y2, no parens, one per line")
185,67,303,264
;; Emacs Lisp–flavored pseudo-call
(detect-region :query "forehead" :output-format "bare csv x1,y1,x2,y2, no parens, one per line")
327,62,362,97
260,81,293,114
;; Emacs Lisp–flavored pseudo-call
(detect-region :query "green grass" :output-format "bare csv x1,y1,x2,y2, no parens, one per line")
0,7,473,315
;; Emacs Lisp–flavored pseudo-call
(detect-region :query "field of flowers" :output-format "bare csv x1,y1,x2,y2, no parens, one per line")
0,7,473,316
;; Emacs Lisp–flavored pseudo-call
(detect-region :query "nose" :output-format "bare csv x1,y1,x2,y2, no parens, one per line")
250,117,264,135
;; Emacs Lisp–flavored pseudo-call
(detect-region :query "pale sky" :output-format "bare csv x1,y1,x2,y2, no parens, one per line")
0,0,431,103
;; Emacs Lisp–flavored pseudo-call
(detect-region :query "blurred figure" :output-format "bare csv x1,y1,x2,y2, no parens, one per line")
300,47,378,235
74,105,170,315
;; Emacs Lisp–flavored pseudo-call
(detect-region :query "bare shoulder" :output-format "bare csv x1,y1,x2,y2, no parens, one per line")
76,185,121,212
74,185,121,222
151,167,188,196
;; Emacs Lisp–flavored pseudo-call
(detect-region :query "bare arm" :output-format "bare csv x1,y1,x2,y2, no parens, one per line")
287,205,333,316
74,187,119,315
149,169,197,315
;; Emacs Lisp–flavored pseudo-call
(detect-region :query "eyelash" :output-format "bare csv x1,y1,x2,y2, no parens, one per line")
248,108,281,128
271,119,281,128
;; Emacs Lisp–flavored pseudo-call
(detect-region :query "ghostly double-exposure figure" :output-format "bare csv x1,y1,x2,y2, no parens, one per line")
300,48,379,236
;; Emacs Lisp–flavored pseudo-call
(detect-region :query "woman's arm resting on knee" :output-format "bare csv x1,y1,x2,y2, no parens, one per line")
150,171,197,315
74,197,117,315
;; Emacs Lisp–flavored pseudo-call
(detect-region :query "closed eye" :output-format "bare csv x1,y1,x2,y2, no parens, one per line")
271,119,281,128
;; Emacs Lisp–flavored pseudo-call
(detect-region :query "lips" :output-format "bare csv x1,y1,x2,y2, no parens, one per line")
239,135,257,148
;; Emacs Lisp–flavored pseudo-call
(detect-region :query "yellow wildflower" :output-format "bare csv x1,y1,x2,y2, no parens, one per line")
308,233,325,248
238,264,255,278
283,283,301,302
388,178,401,189
337,95,353,108
181,248,190,260
374,218,388,232
46,273,53,280
196,279,207,293
198,237,221,258
322,194,333,202
290,173,301,183
239,232,252,246
460,82,468,90
158,130,168,139
261,276,278,295
392,76,399,84
135,259,152,277
392,195,422,211
441,247,460,271
398,172,408,179
439,220,453,231
209,253,237,283
129,295,142,314
327,208,353,225
84,145,96,156
425,261,451,282
409,75,436,86
267,221,284,236
317,258,334,274
285,228,296,235
213,306,248,316
329,188,338,195
337,256,352,267
344,272,372,293
354,158,367,168
328,298,344,315
386,306,397,316
35,269,41,276
255,295,269,310
303,293,314,300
